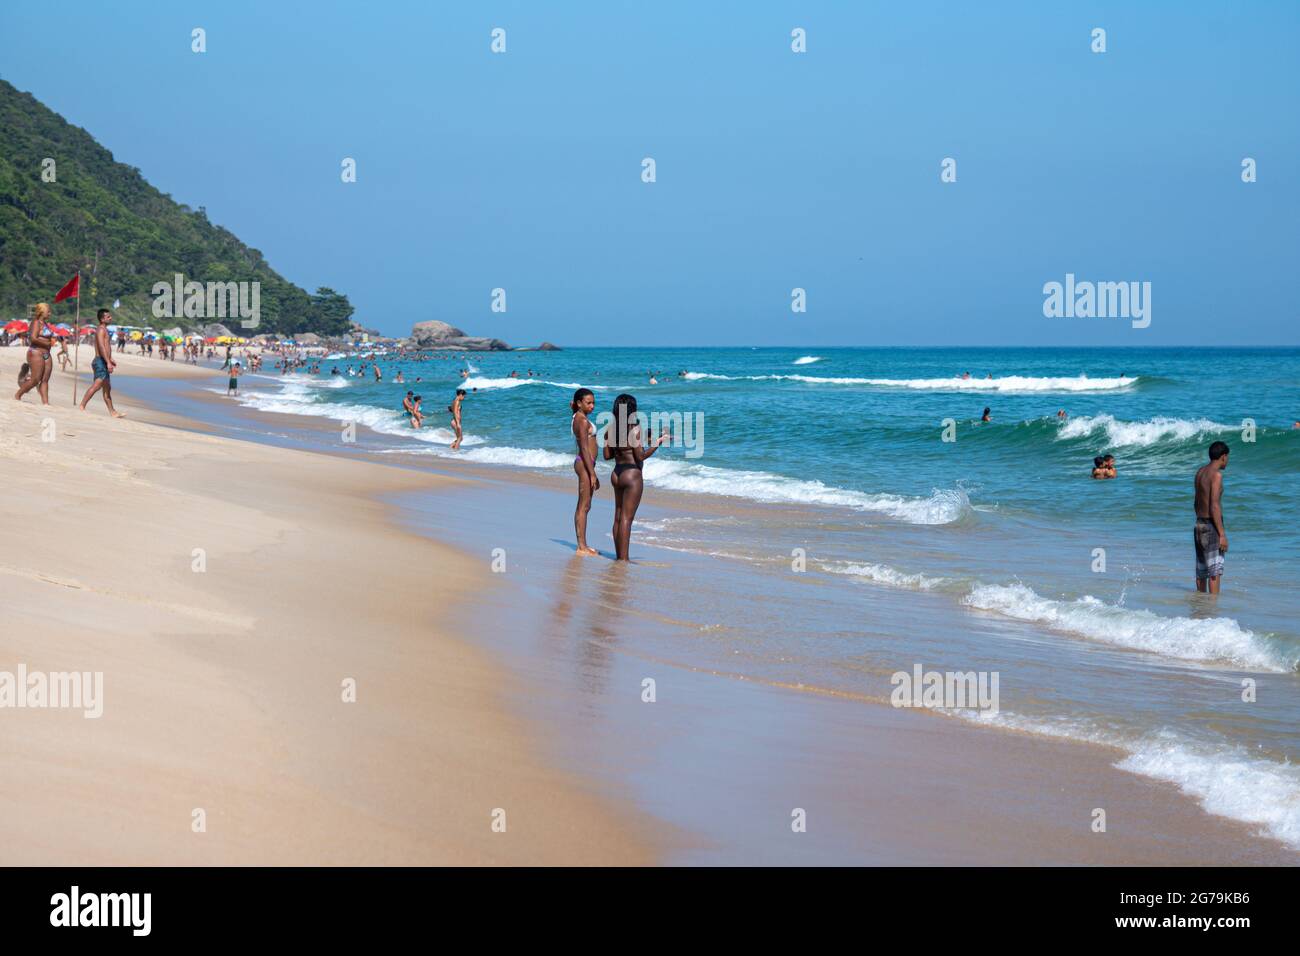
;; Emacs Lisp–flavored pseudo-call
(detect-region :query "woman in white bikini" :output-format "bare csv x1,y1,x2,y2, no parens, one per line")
571,388,600,555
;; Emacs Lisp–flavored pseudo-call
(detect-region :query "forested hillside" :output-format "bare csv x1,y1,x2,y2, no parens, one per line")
0,78,352,334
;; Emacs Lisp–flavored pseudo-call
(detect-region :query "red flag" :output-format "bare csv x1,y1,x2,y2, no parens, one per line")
54,273,80,302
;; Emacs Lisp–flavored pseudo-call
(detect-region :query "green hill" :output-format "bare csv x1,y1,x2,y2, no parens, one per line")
0,78,352,335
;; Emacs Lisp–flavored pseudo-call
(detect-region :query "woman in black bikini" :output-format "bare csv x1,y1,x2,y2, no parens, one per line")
571,388,600,555
15,302,54,404
603,393,670,562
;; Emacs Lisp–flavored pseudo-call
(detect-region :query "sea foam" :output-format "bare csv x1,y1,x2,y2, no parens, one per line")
963,582,1294,672
642,460,973,525
1057,413,1235,447
977,713,1300,852
682,372,1137,392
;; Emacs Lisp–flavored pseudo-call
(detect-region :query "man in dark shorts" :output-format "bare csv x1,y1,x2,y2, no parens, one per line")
1193,440,1229,594
79,308,124,417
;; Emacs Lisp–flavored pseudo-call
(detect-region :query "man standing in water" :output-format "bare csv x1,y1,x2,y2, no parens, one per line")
79,308,124,418
449,389,465,450
1193,441,1229,594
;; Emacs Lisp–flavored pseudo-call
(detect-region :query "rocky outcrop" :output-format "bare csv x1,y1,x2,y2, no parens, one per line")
201,322,234,338
537,341,561,351
411,320,510,351
295,332,322,345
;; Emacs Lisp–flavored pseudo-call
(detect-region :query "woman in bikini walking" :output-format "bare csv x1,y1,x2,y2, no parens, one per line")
603,393,670,562
570,388,600,555
15,302,55,404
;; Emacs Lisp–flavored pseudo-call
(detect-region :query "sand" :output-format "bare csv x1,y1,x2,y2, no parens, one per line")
0,346,657,864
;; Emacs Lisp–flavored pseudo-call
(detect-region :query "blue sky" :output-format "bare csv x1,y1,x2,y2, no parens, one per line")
1,1,1297,345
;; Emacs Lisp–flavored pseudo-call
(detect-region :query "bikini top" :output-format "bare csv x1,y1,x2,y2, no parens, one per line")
572,412,596,438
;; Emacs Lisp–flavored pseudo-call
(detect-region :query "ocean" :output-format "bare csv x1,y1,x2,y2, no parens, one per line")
211,345,1300,852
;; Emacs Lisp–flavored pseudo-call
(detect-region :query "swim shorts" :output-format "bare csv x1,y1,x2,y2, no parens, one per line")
1194,518,1224,580
229,377,238,390
91,356,110,382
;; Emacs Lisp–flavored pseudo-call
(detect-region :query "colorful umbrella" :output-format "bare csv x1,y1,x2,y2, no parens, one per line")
5,320,29,333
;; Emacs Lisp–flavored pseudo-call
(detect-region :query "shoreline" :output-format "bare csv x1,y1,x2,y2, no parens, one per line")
69,355,1300,864
0,349,661,864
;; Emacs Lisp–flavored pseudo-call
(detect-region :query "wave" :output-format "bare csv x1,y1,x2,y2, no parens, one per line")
972,712,1300,851
376,444,571,468
962,582,1295,672
682,372,1139,392
642,460,973,524
453,446,573,468
1057,414,1235,448
461,375,597,392
792,355,823,365
224,382,486,447
285,374,349,389
1116,735,1300,851
820,561,951,591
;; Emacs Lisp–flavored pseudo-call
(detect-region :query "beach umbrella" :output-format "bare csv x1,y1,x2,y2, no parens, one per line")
78,325,96,335
48,325,71,337
5,320,29,333
204,336,217,344
129,330,143,340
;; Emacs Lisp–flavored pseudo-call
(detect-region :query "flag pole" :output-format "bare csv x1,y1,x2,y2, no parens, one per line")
71,270,81,405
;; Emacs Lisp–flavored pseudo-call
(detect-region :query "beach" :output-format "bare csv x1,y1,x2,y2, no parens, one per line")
3,345,1296,864
0,348,657,864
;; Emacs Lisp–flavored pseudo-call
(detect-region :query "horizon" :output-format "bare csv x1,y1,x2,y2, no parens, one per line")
1,1,1297,347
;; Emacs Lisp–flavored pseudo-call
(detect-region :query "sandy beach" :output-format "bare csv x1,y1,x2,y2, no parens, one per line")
0,348,658,864
3,347,1294,865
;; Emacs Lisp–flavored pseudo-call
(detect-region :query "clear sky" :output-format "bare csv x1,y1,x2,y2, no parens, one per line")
1,1,1296,345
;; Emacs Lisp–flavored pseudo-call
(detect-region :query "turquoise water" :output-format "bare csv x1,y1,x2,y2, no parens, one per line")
216,346,1300,852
